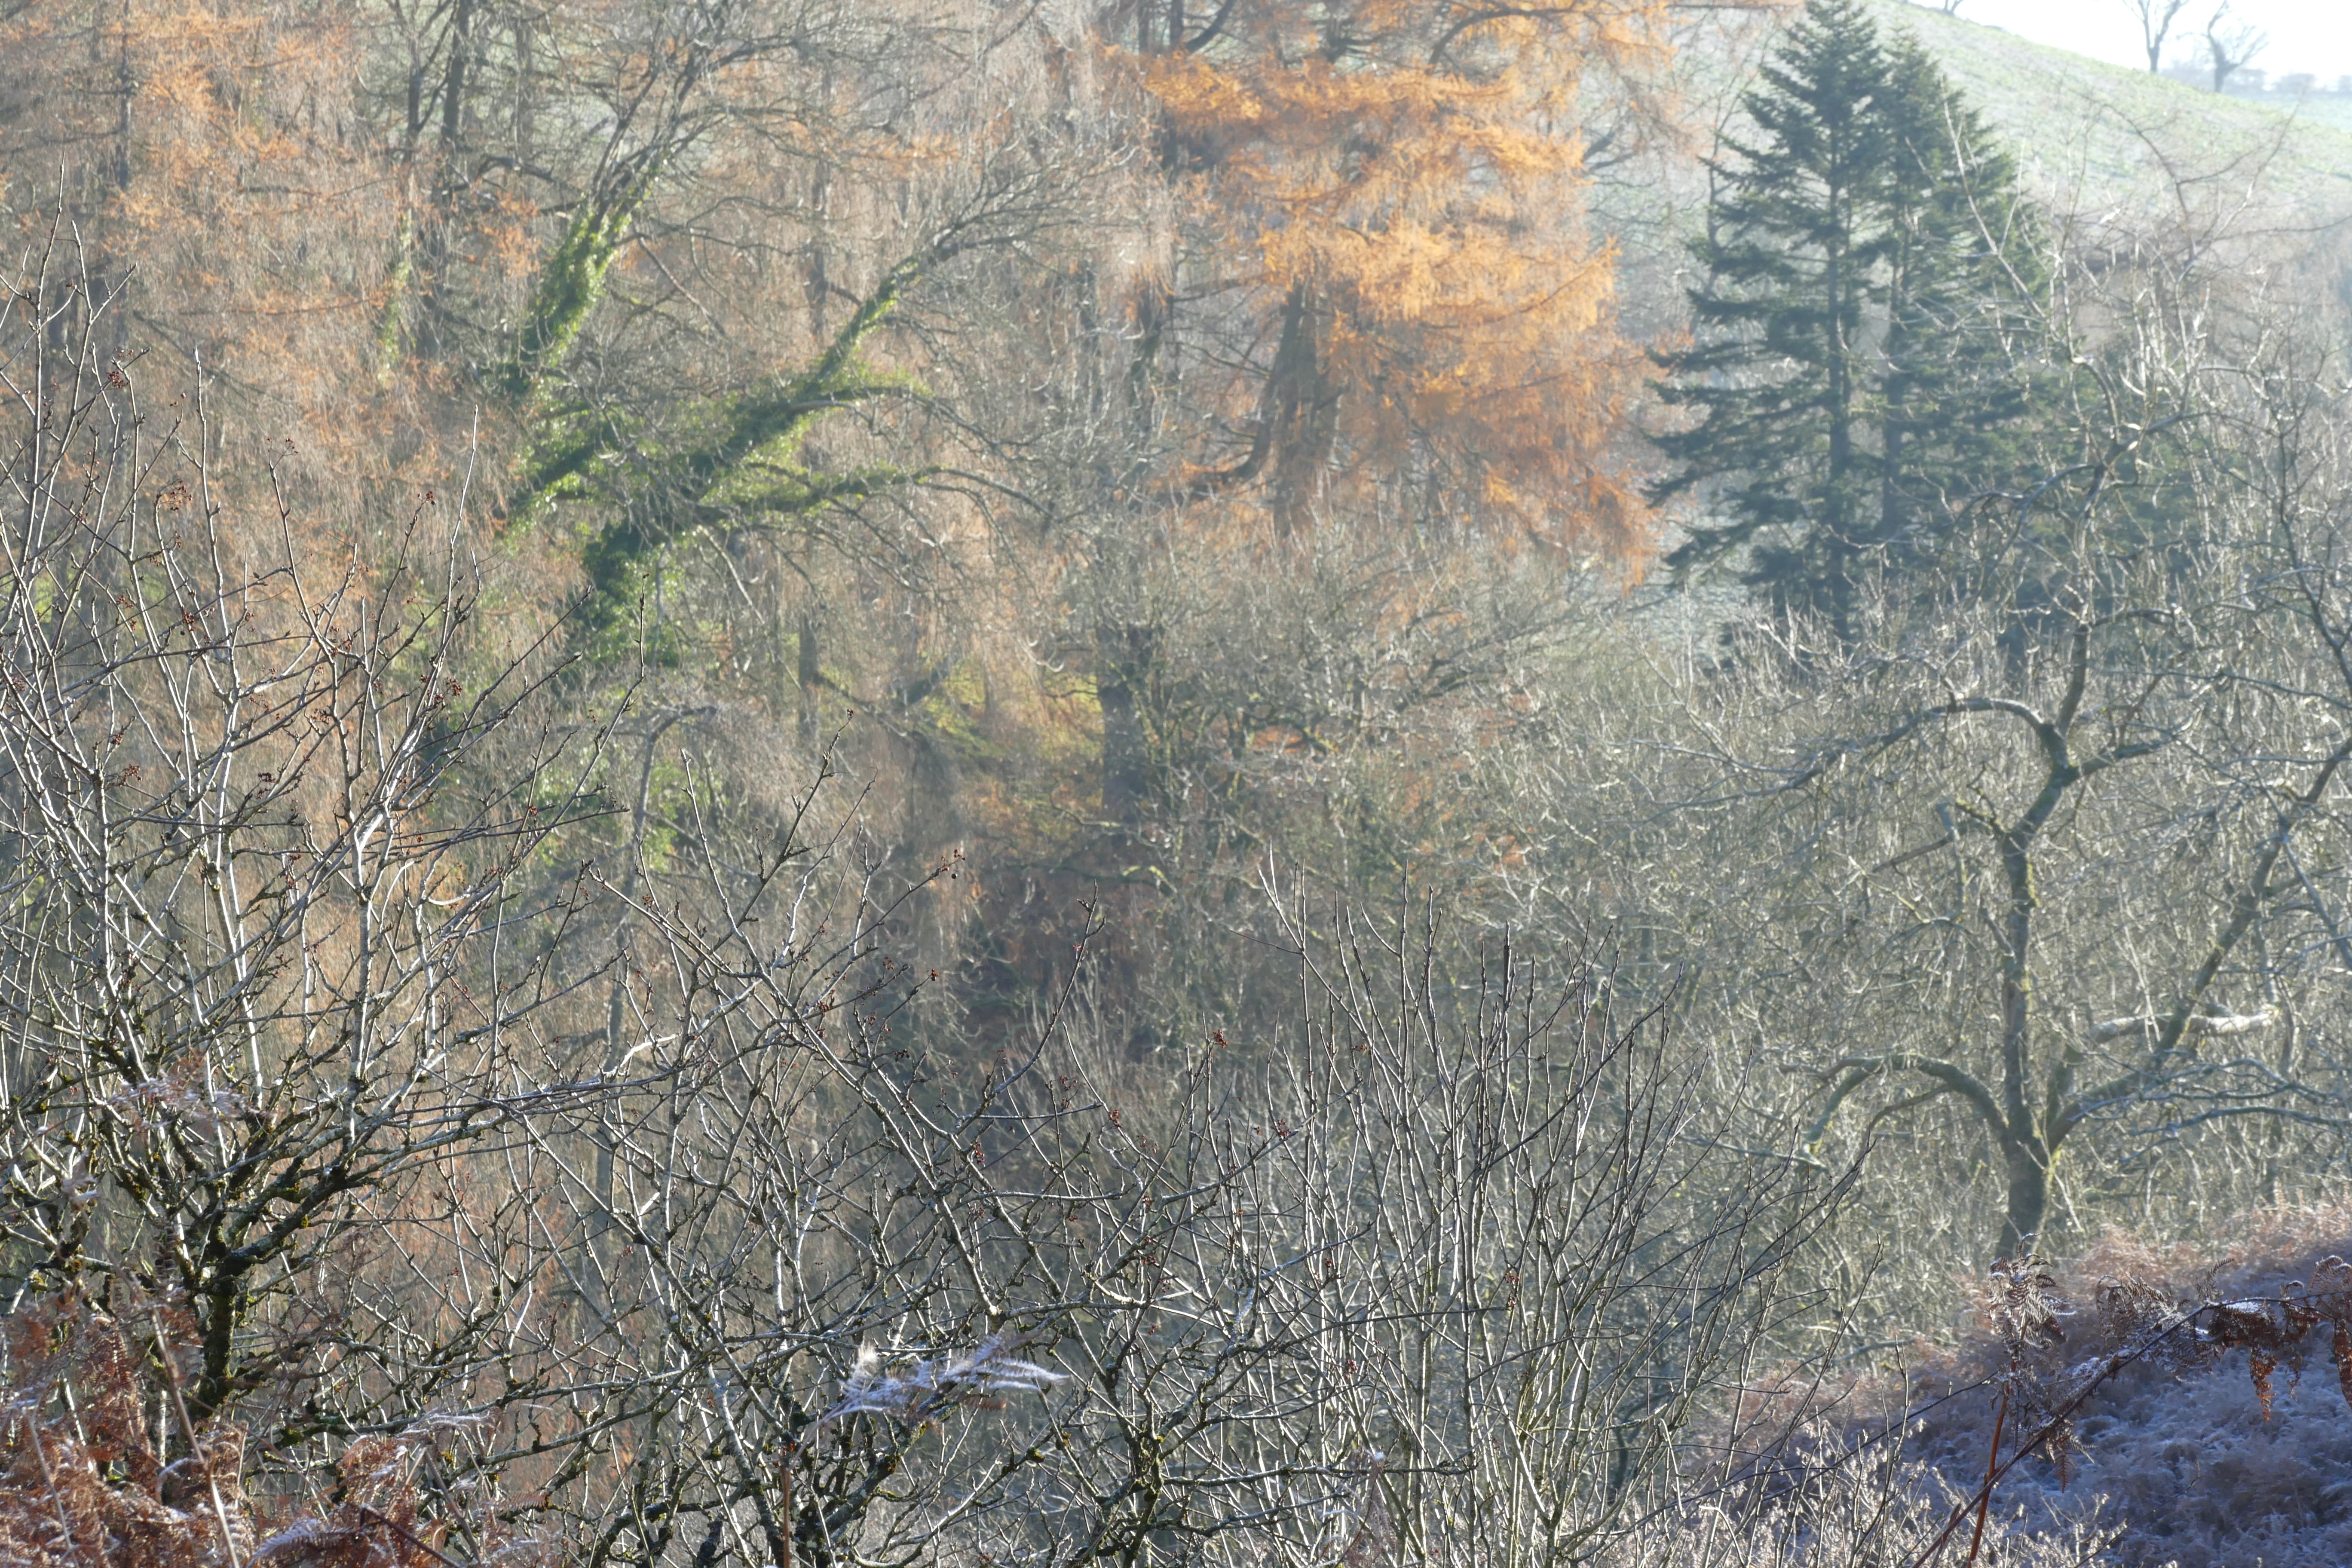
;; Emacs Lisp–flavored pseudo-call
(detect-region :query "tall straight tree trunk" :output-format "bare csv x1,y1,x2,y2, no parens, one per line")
1098,624,1156,827
1823,184,1862,641
1995,831,2053,1257
796,611,820,746
1880,282,1910,551
1267,282,1339,529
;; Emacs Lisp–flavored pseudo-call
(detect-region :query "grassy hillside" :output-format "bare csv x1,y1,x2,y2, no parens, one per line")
2277,91,2352,140
1602,2,2352,342
1867,0,2352,217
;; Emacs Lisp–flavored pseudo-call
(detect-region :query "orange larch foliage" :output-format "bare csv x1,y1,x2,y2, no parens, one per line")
1125,0,1669,556
1,0,453,552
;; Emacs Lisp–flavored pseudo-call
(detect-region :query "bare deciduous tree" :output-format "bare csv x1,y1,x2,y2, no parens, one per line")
0,228,612,1423
2120,0,2191,72
0,234,1847,1566
2201,3,2267,91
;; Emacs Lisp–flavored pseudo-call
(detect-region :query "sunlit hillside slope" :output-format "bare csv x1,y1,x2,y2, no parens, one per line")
1865,0,2352,210
1605,0,2352,344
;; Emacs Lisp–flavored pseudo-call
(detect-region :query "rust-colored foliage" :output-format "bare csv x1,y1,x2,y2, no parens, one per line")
0,3,414,490
2203,1303,2291,1419
0,1292,533,1568
2189,1256,2352,1423
0,1294,244,1568
1123,0,1666,554
1961,1245,2352,1505
2334,1320,2352,1412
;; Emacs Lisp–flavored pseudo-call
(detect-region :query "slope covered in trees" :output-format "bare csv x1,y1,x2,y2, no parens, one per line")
6,0,2352,1563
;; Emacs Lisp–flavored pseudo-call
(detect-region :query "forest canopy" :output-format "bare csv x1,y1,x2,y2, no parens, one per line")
6,0,2352,1562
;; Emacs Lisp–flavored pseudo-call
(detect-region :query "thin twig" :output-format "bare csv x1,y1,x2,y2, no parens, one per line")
1961,1386,2006,1568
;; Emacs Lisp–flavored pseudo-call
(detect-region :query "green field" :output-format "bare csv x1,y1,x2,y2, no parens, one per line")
1866,0,2352,214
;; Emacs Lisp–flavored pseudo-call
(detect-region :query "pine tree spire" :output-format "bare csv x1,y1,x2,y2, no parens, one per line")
1651,0,2045,635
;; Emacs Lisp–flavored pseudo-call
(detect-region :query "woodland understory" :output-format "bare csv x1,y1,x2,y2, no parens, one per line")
8,0,2352,1562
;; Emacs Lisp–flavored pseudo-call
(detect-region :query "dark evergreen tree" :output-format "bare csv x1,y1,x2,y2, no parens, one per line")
1875,35,2048,568
1650,0,2046,634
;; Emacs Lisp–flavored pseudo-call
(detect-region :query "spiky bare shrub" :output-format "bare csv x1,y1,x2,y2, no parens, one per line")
0,227,624,1553
499,865,1850,1567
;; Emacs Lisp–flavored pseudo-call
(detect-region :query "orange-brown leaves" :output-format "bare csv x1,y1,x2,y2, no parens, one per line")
2200,1299,2307,1423
2336,1321,2352,1413
0,1292,545,1568
2191,1259,2352,1423
0,1294,248,1568
0,0,434,554
1124,0,1667,554
2251,1350,2279,1419
2309,1256,2352,1415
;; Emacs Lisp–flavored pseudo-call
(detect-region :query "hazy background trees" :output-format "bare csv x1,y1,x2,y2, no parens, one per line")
9,0,2352,1559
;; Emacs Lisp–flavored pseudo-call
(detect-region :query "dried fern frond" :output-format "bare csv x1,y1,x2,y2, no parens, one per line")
0,1294,248,1568
0,1291,546,1568
1985,1255,2070,1361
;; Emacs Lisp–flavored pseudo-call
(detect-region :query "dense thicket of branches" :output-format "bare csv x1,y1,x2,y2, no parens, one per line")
0,274,1839,1565
8,0,2352,1561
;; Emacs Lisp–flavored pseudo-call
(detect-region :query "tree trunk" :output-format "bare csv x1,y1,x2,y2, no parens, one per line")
1999,1134,2050,1260
1993,806,2059,1258
1099,624,1156,827
796,612,820,746
1267,282,1339,528
1823,198,1859,640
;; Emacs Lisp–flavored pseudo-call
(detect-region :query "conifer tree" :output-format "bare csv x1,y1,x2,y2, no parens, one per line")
1875,35,2046,570
1651,0,2043,633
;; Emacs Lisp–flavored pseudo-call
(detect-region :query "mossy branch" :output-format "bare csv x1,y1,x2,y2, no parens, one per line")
521,246,943,646
502,182,653,410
